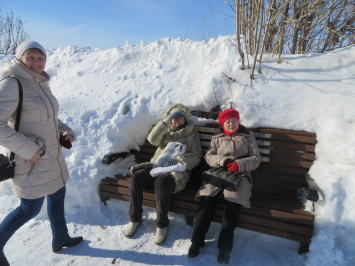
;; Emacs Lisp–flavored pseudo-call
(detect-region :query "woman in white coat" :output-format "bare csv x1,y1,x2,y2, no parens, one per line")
0,41,83,266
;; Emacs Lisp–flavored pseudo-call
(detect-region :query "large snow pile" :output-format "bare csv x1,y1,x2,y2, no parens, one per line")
1,36,355,265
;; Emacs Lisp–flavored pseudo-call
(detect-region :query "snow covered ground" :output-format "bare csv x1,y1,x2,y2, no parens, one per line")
1,35,355,265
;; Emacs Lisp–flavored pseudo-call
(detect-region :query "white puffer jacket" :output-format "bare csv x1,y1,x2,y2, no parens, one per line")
0,59,75,199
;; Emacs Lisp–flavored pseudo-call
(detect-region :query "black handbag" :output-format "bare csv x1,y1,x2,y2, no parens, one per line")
0,77,23,182
202,167,250,191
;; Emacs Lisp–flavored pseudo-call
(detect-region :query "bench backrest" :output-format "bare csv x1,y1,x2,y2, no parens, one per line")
134,124,316,199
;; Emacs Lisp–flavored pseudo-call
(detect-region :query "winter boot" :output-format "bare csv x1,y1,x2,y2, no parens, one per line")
217,248,231,264
124,221,141,238
52,236,83,253
0,250,10,266
154,227,168,245
188,242,205,258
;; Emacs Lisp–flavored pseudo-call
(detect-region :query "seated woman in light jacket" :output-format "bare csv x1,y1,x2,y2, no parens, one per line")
188,109,261,264
0,41,82,266
125,103,202,245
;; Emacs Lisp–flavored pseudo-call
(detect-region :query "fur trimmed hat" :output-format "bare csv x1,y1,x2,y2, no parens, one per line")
218,109,240,126
15,41,46,60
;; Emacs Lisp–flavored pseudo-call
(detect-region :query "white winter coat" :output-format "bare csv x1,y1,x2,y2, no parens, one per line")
0,59,75,199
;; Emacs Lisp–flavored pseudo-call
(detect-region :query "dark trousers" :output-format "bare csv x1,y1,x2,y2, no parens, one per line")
129,167,175,228
191,195,241,252
0,186,70,250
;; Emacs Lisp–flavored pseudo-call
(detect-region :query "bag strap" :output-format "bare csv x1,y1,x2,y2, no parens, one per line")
7,77,23,162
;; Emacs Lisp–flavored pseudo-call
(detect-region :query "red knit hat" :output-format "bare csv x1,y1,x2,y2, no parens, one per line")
218,109,240,126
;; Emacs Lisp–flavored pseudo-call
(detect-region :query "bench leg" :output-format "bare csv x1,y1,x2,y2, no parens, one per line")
186,216,194,227
101,196,109,206
298,242,310,254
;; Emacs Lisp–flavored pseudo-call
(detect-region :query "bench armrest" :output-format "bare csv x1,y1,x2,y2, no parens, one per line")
305,173,323,202
102,149,138,164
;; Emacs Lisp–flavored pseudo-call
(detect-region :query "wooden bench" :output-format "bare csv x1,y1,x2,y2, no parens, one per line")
99,123,321,254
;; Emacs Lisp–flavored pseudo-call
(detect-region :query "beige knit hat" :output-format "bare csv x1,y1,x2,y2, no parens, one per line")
15,41,46,59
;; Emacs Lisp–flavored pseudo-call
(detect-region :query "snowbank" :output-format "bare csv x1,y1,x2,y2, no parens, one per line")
1,36,355,265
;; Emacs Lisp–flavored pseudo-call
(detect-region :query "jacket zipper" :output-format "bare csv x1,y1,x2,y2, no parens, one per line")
37,81,65,185
32,77,51,120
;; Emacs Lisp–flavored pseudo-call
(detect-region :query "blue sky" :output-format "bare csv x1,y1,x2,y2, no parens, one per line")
1,0,235,50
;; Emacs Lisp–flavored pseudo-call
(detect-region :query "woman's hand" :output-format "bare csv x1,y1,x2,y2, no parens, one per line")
29,150,41,164
227,162,239,173
64,135,74,143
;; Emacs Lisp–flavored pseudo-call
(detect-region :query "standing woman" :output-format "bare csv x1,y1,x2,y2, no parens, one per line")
188,109,261,264
0,41,83,266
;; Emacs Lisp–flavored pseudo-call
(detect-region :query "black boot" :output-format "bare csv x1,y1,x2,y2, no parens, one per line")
52,236,83,253
217,248,230,264
0,250,10,266
187,242,205,258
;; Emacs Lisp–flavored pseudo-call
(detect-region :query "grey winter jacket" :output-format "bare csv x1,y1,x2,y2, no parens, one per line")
196,126,261,208
0,59,75,199
131,103,202,193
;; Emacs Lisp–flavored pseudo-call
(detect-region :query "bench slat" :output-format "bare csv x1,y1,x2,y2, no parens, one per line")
251,128,316,138
252,177,303,191
243,205,313,226
199,134,315,152
200,146,315,162
261,157,313,169
257,164,307,176
260,149,314,161
252,171,306,185
252,185,298,198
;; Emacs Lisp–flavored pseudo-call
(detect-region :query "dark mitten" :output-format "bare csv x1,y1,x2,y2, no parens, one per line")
59,134,72,149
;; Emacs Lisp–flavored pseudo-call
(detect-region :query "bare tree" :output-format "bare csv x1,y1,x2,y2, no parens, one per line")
0,9,29,55
207,0,354,80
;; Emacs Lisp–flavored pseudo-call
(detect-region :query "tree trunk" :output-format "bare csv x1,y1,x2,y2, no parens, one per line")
248,0,254,54
278,0,290,63
251,0,263,79
236,0,246,70
264,0,276,52
300,9,317,53
290,0,303,54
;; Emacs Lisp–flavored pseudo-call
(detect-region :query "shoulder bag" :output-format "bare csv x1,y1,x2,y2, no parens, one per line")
0,77,23,182
202,167,251,191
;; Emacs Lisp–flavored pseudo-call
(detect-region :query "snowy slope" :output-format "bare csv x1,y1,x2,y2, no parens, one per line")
1,36,355,265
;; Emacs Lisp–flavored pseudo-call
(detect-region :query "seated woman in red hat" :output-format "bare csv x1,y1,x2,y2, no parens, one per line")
188,109,261,264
